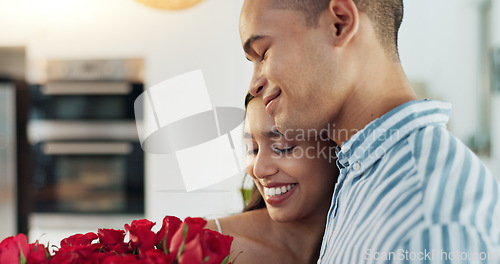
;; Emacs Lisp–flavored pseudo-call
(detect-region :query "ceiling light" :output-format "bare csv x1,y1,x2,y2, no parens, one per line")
136,0,205,10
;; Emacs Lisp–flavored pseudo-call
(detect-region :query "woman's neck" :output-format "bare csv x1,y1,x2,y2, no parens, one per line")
257,208,328,262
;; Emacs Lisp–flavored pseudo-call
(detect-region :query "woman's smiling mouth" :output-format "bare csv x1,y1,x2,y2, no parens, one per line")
263,183,298,205
264,184,296,197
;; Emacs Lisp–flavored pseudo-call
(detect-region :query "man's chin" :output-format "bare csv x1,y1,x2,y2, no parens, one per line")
274,112,293,128
274,117,303,138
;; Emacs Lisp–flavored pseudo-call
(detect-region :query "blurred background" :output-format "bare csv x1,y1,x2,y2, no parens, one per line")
0,0,499,247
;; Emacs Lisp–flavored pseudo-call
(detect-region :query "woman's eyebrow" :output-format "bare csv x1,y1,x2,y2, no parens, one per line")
243,130,282,139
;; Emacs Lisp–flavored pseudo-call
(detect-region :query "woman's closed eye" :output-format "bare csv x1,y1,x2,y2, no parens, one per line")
245,145,295,156
272,145,295,155
245,140,258,156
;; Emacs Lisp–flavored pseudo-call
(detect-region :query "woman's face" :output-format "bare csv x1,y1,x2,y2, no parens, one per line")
244,98,337,222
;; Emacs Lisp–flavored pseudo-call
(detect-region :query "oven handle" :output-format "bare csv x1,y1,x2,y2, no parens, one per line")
42,142,133,155
41,81,132,95
27,121,139,143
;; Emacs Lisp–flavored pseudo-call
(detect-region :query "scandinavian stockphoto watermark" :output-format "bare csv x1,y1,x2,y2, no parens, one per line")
133,70,246,191
268,141,338,163
260,122,402,162
365,248,500,262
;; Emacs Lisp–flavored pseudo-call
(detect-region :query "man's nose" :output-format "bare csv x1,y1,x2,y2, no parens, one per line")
249,72,267,97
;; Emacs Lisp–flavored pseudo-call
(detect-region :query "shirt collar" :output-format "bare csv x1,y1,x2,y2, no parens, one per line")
336,100,451,174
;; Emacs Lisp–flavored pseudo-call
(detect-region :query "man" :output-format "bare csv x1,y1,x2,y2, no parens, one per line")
239,0,500,263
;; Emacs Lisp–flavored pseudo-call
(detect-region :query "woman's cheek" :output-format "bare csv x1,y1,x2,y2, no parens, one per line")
254,179,264,194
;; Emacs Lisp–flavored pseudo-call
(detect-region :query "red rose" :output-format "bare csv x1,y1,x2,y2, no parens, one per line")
47,252,79,264
169,217,207,258
28,241,50,263
54,232,100,263
177,234,203,264
105,242,130,254
125,219,157,253
156,215,182,252
199,229,233,264
0,215,233,264
97,228,132,254
97,228,129,254
51,244,102,263
102,254,142,264
143,249,175,264
98,228,125,246
0,233,29,263
60,232,98,248
85,251,118,263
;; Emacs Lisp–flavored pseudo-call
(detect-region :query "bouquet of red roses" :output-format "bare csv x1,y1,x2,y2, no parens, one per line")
0,216,233,264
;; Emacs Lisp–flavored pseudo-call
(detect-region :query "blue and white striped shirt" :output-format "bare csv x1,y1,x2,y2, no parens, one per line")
318,100,500,263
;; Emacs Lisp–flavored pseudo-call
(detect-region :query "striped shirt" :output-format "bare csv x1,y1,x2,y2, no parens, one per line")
318,100,500,263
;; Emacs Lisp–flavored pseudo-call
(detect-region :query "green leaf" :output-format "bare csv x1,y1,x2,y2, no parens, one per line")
20,251,27,264
176,224,189,259
18,242,27,264
161,229,169,254
230,251,243,264
221,255,230,264
240,188,253,206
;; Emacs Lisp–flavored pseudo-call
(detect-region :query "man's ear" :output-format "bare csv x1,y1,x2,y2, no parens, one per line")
325,0,359,47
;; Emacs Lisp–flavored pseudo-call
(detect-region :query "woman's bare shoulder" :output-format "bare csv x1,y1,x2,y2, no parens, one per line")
206,210,303,263
206,208,269,236
205,218,220,232
210,209,280,263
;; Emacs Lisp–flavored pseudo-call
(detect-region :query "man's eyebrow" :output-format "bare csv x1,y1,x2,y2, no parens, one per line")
243,35,268,55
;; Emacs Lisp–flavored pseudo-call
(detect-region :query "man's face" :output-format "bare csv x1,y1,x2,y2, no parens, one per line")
239,0,348,138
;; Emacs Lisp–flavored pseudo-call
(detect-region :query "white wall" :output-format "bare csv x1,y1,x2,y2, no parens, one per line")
400,0,481,141
400,0,499,177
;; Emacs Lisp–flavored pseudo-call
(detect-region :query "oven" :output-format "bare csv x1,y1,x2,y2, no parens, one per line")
26,59,145,216
30,138,144,214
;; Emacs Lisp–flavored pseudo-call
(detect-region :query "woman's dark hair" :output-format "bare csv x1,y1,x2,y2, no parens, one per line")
242,93,267,212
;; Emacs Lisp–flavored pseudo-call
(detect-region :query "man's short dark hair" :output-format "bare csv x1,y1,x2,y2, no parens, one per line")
272,0,404,60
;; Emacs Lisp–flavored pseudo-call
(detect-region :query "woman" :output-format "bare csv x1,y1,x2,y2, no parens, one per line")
205,94,338,263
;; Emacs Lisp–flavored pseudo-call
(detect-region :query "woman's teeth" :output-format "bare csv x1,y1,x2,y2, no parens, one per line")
264,184,296,197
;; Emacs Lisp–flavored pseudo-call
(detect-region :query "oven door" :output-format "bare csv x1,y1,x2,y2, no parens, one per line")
29,82,142,121
31,141,144,214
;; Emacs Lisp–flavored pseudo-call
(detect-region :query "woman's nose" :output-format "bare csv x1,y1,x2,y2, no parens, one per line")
251,151,278,179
